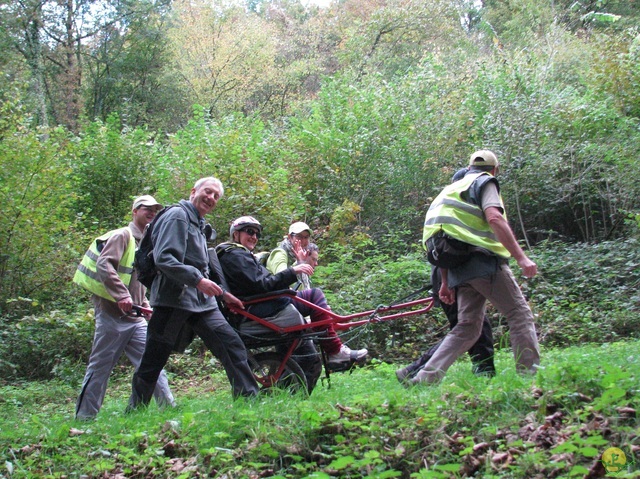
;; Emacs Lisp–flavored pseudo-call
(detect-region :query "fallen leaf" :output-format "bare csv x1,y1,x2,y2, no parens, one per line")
616,406,636,417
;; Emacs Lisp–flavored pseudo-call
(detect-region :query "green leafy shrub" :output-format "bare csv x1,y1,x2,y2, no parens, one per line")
0,105,81,316
313,242,442,363
525,239,640,346
161,109,307,247
0,309,94,382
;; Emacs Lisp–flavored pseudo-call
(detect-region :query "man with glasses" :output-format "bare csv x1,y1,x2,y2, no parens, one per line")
258,220,367,367
216,216,322,392
73,195,175,420
126,179,260,411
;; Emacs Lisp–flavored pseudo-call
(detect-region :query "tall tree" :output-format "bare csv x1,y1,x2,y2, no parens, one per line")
3,0,169,131
83,3,180,131
323,0,466,80
165,0,333,120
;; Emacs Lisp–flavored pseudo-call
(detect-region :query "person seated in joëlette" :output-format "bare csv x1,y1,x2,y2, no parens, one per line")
216,216,367,368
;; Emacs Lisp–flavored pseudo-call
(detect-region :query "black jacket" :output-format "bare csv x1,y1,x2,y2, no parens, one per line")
216,242,297,318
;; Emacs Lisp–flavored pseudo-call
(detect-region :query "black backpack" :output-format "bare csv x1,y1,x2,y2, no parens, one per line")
135,204,183,288
426,231,471,269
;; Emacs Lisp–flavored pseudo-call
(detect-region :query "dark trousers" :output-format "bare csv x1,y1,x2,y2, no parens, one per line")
405,299,496,377
129,306,259,408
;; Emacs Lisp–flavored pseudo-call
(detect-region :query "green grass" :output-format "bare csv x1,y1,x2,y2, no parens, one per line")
1,341,639,478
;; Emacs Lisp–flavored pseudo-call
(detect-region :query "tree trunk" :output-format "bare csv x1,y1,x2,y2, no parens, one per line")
60,0,82,132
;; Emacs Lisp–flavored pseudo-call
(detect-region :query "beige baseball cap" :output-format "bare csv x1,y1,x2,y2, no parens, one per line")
132,195,163,211
289,222,312,236
469,150,499,168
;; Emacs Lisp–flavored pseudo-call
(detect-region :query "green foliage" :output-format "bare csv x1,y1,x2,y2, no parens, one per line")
0,96,80,315
482,0,557,47
72,114,166,230
162,109,307,246
0,308,93,381
312,241,437,363
334,0,465,79
283,71,447,240
459,43,640,242
525,239,640,346
84,7,185,132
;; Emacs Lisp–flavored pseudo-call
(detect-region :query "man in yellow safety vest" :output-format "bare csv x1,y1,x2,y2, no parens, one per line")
73,195,175,420
410,150,540,385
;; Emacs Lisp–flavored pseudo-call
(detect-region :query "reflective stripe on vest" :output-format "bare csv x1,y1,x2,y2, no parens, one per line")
72,227,136,301
423,172,510,258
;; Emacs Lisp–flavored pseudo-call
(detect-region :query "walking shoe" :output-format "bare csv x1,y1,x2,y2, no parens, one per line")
407,368,442,387
395,367,410,383
327,345,368,364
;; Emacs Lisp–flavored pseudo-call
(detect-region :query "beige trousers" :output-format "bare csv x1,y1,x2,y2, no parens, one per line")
416,264,540,383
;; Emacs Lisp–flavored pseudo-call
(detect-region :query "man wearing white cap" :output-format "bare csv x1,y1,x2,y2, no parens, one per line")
411,149,540,385
73,195,175,420
266,221,368,367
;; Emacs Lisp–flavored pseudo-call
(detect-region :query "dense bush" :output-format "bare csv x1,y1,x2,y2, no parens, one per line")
1,238,638,382
0,309,94,382
525,238,640,346
313,240,438,363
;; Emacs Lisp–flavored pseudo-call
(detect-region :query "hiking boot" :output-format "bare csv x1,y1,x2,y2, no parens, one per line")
327,345,368,365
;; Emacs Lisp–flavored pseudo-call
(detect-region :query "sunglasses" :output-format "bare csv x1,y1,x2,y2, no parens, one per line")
241,228,261,238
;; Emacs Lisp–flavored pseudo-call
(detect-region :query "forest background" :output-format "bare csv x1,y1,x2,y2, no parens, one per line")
1,0,640,379
1,0,640,477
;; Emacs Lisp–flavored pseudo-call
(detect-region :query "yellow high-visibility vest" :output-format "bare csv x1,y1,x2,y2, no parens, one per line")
423,173,510,259
72,227,135,301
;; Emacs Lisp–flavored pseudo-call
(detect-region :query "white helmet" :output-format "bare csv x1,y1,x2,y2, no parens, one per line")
229,216,262,238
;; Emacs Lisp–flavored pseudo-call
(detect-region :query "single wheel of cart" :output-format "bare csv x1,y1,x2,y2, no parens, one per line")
248,351,308,393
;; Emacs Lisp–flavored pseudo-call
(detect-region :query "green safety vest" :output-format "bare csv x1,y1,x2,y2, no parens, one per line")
72,227,136,301
422,172,510,259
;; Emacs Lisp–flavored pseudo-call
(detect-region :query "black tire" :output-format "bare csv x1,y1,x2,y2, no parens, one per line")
249,351,308,394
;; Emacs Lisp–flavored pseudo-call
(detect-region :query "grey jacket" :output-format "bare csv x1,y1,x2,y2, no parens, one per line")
149,199,214,312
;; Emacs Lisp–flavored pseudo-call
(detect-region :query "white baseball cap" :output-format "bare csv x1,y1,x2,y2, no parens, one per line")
132,195,163,211
289,222,312,236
